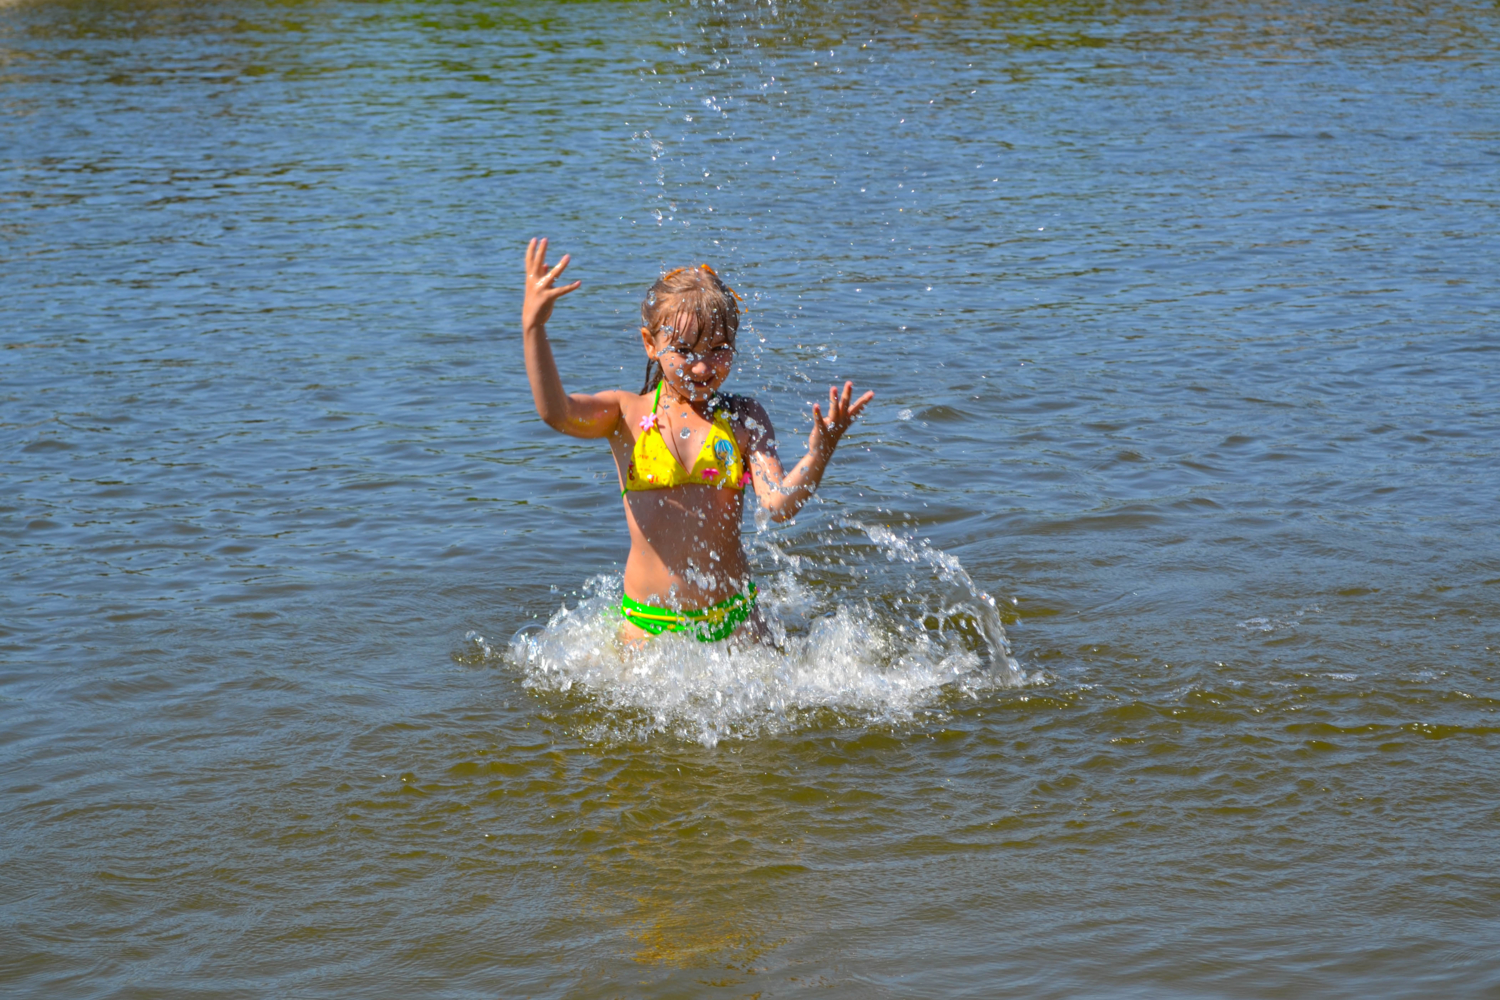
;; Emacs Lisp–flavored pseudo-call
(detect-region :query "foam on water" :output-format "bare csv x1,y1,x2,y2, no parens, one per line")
471,523,1027,745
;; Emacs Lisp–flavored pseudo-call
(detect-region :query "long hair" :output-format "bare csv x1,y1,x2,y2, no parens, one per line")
639,265,740,393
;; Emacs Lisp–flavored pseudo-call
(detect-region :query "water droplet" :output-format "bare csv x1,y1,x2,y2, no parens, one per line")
898,409,914,421
680,428,692,439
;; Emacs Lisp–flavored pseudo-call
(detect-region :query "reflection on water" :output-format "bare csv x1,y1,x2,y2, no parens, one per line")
578,760,794,975
3,0,1500,996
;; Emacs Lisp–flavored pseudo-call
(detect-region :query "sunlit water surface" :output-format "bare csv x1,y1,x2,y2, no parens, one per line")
3,0,1499,996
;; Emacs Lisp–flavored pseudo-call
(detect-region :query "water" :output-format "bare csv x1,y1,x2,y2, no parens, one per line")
3,0,1499,995
495,521,1022,746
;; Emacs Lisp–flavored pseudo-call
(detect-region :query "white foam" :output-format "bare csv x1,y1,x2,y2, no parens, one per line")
473,523,1027,746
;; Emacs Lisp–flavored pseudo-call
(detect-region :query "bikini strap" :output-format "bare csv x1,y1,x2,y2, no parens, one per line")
652,382,663,414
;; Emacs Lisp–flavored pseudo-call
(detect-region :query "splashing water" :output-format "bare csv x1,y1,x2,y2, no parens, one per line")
466,523,1028,746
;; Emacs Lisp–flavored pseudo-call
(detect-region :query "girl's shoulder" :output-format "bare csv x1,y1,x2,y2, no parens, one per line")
711,393,774,442
583,389,648,437
600,388,653,413
710,391,762,419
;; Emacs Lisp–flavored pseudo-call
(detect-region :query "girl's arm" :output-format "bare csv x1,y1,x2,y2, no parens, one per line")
522,237,622,439
742,382,874,522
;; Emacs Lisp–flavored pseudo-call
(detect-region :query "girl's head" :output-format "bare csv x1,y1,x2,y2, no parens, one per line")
639,265,740,400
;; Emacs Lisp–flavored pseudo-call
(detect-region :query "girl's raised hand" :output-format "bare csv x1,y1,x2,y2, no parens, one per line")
809,381,875,457
522,237,582,332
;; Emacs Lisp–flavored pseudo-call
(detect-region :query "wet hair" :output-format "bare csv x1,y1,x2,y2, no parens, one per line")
639,265,741,393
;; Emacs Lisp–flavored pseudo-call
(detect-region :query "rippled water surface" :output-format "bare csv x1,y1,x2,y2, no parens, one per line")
4,0,1500,996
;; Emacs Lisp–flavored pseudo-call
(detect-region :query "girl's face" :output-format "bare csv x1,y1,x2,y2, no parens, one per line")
645,310,735,402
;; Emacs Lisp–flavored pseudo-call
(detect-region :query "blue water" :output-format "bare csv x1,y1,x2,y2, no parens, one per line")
3,1,1499,996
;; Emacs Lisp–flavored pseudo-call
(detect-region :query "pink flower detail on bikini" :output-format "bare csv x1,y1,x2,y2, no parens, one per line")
740,471,753,487
701,468,717,481
637,413,656,432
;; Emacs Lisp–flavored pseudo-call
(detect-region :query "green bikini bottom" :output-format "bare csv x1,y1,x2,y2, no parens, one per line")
620,583,758,643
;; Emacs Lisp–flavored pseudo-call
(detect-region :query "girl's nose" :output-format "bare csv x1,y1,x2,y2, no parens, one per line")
690,358,711,376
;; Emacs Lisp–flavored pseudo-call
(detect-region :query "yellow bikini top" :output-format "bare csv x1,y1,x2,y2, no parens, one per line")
623,383,748,493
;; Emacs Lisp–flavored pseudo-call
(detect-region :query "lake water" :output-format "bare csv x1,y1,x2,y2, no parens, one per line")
3,0,1499,996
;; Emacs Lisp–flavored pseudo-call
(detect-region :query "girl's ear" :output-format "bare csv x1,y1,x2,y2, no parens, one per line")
640,325,657,359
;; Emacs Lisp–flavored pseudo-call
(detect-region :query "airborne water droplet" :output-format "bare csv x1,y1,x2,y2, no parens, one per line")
680,428,692,439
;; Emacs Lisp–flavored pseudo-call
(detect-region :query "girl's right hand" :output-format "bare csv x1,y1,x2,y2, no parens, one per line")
523,237,581,332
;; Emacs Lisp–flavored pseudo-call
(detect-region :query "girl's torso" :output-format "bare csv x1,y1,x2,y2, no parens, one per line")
606,387,754,609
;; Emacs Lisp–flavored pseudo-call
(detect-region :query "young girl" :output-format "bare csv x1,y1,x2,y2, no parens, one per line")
521,237,873,644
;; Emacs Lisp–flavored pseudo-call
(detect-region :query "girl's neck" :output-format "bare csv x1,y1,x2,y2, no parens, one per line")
659,382,716,416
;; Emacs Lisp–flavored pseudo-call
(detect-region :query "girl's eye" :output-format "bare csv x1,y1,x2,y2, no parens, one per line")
667,346,733,362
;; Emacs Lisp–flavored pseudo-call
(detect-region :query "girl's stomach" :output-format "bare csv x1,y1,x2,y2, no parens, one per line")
621,485,751,608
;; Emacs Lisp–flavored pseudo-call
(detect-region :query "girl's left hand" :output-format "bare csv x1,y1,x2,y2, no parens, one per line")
809,381,875,457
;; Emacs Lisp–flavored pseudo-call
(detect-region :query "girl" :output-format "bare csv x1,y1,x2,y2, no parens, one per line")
521,237,873,644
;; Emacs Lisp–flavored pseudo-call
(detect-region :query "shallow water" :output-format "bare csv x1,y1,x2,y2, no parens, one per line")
3,0,1500,996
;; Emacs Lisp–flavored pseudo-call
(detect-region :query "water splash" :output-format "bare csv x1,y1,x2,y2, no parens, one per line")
469,523,1027,746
